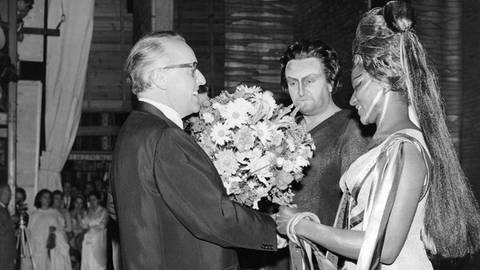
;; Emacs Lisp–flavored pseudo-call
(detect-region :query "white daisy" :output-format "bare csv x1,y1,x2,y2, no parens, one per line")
201,112,215,124
210,123,232,145
253,91,277,119
253,122,273,145
236,84,262,94
214,149,239,176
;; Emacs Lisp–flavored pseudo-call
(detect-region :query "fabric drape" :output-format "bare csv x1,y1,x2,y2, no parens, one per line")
38,0,95,191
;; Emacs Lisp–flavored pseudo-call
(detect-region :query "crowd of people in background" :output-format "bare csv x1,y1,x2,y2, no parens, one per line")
7,179,111,270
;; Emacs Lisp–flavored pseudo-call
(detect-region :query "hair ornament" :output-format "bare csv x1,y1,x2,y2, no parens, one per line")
382,1,415,33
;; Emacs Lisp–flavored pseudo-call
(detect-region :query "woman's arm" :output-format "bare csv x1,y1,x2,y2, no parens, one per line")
64,211,72,232
90,208,108,230
279,143,427,264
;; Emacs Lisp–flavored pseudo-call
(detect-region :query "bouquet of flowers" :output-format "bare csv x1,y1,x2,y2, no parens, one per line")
187,85,315,209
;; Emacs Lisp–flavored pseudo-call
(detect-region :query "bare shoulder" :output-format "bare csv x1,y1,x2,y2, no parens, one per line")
399,142,427,185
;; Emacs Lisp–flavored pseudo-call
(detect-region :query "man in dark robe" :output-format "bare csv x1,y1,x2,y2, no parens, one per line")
281,39,368,226
250,40,369,270
111,31,277,270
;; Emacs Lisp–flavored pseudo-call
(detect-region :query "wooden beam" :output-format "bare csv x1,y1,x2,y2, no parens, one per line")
76,125,121,136
22,27,60,36
152,0,174,31
0,113,7,125
68,151,112,161
82,100,131,112
7,0,18,213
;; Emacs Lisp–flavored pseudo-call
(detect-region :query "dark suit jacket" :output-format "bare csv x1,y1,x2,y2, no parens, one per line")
0,204,16,270
112,102,277,270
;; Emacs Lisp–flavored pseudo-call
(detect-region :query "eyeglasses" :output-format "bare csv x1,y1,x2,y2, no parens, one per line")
161,61,198,77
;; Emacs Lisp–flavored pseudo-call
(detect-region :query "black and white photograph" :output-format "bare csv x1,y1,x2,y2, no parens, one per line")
0,0,479,269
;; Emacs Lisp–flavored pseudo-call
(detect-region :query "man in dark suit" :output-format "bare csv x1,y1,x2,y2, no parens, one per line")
0,183,16,270
111,31,278,270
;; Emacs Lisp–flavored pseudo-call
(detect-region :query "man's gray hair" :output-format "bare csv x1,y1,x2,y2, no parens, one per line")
124,31,185,95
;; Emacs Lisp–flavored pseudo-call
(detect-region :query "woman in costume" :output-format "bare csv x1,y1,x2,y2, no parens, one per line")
276,1,480,269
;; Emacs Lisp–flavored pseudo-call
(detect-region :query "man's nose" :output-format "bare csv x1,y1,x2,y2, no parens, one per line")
196,70,206,85
298,83,305,97
349,93,357,106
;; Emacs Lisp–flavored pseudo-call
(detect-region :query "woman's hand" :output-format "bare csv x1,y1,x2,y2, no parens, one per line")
275,206,300,235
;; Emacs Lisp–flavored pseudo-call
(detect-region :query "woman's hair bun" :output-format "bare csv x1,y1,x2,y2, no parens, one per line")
382,1,415,33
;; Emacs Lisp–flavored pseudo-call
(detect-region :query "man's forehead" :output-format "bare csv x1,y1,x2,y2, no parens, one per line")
287,57,324,69
286,57,325,77
163,39,196,62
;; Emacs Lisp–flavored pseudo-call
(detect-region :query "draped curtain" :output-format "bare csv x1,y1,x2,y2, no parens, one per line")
37,0,95,191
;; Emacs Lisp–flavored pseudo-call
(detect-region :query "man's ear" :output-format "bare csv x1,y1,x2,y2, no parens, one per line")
149,69,167,90
328,83,333,93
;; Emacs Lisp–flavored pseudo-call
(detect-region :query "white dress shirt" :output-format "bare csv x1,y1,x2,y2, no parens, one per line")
138,98,183,129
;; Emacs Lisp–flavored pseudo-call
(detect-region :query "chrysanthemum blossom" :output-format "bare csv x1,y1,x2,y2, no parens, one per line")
202,112,215,124
214,149,239,176
222,99,252,128
253,122,273,144
295,156,309,167
199,134,217,156
253,91,277,119
236,84,262,94
210,123,232,145
233,126,255,151
268,129,284,147
276,170,294,190
212,102,228,116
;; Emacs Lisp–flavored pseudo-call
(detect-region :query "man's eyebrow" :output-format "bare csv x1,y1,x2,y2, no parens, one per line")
287,73,321,81
302,73,321,79
352,73,363,89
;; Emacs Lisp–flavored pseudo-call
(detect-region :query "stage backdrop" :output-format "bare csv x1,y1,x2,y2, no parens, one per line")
224,0,294,100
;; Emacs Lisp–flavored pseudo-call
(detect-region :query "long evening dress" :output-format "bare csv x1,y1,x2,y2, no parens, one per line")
81,206,108,270
340,129,433,270
28,208,72,270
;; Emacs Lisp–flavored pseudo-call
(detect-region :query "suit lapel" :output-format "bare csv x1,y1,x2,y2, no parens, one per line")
135,101,180,129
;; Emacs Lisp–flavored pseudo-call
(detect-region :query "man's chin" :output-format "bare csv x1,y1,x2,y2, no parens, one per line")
298,106,312,115
190,103,201,115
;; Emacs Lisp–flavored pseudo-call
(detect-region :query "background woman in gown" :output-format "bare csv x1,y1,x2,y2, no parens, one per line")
276,1,480,269
70,194,87,270
81,191,108,270
52,190,73,239
29,189,72,270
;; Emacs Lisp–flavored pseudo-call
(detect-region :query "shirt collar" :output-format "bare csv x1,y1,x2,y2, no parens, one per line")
138,98,184,129
0,202,5,208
